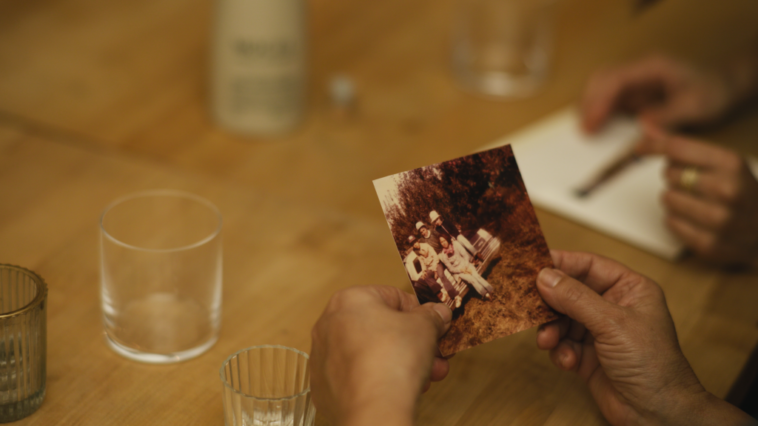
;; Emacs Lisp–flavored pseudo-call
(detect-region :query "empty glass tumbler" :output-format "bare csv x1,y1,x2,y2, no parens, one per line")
100,190,222,364
452,0,556,98
0,265,47,422
220,345,315,426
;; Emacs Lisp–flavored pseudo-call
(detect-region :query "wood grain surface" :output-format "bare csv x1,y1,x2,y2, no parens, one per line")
1,0,758,424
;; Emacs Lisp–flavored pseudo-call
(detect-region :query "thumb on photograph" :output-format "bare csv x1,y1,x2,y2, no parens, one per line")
414,303,452,338
537,268,615,331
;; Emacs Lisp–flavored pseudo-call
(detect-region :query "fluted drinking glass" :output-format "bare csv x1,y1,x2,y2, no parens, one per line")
0,265,47,422
220,345,315,426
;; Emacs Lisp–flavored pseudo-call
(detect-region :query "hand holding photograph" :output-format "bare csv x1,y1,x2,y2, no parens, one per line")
373,145,559,356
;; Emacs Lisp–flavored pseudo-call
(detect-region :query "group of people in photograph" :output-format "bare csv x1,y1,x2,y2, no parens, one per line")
404,210,494,307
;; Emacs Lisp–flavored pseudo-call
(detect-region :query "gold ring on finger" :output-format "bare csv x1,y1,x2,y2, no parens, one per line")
680,167,699,193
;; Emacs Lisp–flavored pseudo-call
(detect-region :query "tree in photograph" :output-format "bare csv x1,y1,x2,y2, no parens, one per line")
385,166,449,249
383,145,522,248
437,152,489,231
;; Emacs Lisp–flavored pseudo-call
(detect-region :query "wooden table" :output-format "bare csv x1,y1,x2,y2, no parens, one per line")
1,0,758,424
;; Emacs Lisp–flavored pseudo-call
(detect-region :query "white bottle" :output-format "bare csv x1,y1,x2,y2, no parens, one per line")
211,0,307,136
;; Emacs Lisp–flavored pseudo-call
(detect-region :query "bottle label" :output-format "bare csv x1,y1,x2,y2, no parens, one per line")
230,74,301,117
234,39,300,65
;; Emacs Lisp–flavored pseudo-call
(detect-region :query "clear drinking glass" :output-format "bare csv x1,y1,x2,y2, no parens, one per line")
0,265,47,422
100,190,222,364
220,345,315,426
452,0,556,98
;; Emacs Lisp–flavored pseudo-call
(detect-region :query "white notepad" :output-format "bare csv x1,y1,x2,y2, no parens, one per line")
480,107,684,259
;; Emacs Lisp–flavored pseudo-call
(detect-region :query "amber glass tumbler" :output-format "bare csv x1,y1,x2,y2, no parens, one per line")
0,265,47,422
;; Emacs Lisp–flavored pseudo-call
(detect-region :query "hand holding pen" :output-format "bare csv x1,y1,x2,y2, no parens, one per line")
580,53,758,266
637,121,758,266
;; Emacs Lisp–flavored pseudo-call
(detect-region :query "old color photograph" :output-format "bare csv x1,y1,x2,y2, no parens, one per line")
374,145,559,355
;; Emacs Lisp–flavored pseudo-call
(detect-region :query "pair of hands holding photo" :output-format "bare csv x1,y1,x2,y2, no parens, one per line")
310,250,755,426
309,54,758,426
582,54,758,266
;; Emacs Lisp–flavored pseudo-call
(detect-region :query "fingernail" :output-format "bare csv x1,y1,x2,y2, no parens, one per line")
432,303,452,324
538,268,562,288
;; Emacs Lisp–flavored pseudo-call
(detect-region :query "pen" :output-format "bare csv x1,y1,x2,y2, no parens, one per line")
574,148,641,198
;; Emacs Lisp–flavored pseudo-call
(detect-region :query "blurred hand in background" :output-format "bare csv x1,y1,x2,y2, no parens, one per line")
636,122,758,266
581,53,758,133
580,52,758,266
